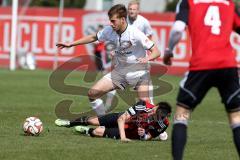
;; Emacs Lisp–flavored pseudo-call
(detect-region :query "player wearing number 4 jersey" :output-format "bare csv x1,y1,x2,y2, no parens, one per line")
163,0,240,159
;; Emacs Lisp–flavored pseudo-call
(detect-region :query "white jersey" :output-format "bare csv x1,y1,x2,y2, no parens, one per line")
97,25,154,72
127,15,153,37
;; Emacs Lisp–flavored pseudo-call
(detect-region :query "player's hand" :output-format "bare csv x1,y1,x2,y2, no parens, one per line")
56,42,72,49
137,127,145,137
163,48,173,65
120,138,132,143
137,57,148,63
110,51,115,57
109,51,116,60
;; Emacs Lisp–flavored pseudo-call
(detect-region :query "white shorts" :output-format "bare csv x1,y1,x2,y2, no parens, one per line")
104,69,150,90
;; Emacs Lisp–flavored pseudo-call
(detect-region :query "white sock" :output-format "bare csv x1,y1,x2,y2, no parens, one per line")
90,98,106,116
149,82,154,104
105,90,116,111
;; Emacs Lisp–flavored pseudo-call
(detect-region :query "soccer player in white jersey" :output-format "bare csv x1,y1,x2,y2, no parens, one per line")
127,0,155,103
56,4,160,117
106,1,154,108
127,0,153,39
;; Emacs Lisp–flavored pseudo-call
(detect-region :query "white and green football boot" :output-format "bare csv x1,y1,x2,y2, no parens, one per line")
75,126,90,135
55,119,70,127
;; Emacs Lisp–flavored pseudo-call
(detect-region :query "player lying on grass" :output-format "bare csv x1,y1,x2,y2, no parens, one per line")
55,100,171,142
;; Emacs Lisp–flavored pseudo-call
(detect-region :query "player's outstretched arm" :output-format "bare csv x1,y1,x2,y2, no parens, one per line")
117,112,131,142
56,34,98,49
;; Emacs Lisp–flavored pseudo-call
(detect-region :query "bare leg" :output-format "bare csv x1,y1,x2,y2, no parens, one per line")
92,126,105,137
228,111,240,125
88,77,117,115
172,106,191,160
87,116,100,126
88,77,116,100
69,115,97,127
137,81,151,102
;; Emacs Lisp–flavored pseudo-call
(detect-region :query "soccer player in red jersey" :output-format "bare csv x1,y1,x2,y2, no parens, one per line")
163,0,240,159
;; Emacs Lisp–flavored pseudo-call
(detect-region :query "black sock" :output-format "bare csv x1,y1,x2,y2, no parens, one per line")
233,126,240,156
89,128,95,137
172,123,187,160
69,116,88,127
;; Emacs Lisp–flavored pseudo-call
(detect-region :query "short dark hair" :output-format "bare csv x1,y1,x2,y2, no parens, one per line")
108,4,127,19
156,102,172,118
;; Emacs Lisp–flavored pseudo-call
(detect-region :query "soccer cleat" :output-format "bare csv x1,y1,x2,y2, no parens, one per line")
75,126,90,135
55,119,70,127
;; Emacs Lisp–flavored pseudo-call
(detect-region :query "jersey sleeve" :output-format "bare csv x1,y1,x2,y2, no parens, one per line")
127,100,155,117
148,118,169,138
96,26,111,42
175,0,189,24
135,29,154,50
143,20,153,37
127,100,147,116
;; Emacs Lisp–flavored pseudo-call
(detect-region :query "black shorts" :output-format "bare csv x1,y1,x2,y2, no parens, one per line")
98,112,123,128
98,112,139,139
177,68,240,112
98,112,122,139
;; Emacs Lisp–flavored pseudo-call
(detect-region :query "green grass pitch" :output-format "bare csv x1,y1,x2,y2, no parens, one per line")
0,69,238,160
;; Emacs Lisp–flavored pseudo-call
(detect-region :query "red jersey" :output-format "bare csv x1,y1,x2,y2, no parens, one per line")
124,117,170,139
124,100,169,139
176,0,240,70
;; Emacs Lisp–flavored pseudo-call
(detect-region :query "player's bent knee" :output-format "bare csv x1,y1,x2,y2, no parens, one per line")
88,89,101,99
229,111,240,125
93,126,105,137
174,106,191,125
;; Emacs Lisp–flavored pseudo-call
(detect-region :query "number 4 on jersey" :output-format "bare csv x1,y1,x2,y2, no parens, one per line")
204,6,221,35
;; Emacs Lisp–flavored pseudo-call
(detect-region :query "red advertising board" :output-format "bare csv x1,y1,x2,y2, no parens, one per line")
0,7,240,75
